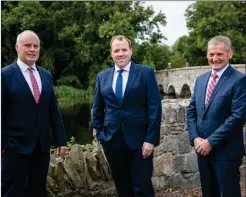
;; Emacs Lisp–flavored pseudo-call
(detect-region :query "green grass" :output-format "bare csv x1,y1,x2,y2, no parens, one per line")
54,85,93,99
54,85,93,108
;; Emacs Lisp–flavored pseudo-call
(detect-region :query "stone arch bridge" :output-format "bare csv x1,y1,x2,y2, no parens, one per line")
155,64,246,99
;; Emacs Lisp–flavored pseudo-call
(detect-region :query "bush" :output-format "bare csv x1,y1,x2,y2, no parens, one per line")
57,75,83,89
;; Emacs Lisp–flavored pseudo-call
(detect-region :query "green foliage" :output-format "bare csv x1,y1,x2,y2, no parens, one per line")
137,43,170,70
169,36,188,68
57,75,82,89
184,1,246,65
50,146,55,154
67,136,76,150
169,2,246,67
1,1,167,90
79,144,93,152
54,85,92,100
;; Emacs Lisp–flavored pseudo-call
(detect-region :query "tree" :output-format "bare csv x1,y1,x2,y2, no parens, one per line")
1,1,167,89
169,36,188,68
172,1,246,66
135,43,170,70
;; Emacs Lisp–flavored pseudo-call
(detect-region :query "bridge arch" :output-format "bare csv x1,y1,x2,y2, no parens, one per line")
158,84,165,100
180,84,191,98
167,85,176,99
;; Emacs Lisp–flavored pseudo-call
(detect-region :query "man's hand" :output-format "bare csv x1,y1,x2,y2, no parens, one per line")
194,137,204,149
142,142,154,159
195,139,212,156
56,146,69,157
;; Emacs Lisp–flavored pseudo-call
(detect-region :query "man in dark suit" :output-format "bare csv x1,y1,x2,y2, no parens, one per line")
1,30,68,197
187,35,246,197
92,35,162,197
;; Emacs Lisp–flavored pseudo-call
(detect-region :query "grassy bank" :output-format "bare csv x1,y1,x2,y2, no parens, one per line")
54,85,93,108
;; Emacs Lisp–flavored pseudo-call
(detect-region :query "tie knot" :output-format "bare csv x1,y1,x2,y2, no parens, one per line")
118,69,124,74
212,73,218,79
28,67,34,73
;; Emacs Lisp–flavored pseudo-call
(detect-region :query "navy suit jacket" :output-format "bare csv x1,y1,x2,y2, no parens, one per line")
92,62,162,150
187,65,246,160
1,62,67,154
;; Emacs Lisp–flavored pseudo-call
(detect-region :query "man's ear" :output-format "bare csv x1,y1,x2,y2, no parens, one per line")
229,50,233,59
15,44,19,53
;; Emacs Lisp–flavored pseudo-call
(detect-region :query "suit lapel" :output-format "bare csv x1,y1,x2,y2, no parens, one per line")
122,62,140,103
201,71,211,112
108,67,116,96
37,66,46,103
203,65,232,114
11,62,35,102
107,67,121,105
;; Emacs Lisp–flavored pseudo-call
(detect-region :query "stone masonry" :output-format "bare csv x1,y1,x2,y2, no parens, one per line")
152,99,246,189
155,64,246,97
48,99,246,196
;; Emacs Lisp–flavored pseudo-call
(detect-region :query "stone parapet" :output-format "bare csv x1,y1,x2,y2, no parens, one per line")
156,64,246,97
48,99,246,195
152,99,246,189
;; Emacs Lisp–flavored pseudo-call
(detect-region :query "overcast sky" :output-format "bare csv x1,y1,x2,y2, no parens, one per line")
143,1,194,46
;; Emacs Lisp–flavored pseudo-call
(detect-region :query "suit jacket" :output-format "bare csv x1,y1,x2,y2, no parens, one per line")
92,62,162,150
187,65,246,160
1,62,67,154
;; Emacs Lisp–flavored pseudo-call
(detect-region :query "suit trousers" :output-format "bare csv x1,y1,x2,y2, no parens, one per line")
103,129,154,197
197,155,242,197
1,140,50,197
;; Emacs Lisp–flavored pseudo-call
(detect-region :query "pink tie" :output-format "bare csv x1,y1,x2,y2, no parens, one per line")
28,68,40,103
205,73,218,106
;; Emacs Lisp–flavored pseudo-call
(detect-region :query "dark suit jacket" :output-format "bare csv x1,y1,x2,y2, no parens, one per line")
92,62,162,150
187,65,246,160
1,62,67,154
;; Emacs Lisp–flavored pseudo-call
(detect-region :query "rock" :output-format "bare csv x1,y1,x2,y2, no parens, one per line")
63,155,84,189
153,153,173,177
84,151,101,181
172,155,185,173
184,151,198,173
69,144,87,187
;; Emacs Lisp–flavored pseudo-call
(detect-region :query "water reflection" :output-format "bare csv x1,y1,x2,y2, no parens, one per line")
59,102,93,145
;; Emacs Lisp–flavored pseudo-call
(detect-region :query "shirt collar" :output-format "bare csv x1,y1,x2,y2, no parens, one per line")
212,63,229,78
17,58,37,72
114,61,131,73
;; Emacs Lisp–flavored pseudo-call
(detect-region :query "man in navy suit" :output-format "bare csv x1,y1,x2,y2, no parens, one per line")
187,35,246,197
92,35,162,197
1,30,68,197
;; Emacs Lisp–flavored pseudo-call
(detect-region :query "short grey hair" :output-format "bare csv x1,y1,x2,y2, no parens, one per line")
16,30,40,45
208,35,232,51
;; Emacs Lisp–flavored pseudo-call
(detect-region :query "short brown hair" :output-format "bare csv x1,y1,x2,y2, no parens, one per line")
110,35,132,50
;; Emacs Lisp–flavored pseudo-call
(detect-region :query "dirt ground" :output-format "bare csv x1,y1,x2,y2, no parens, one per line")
156,166,246,197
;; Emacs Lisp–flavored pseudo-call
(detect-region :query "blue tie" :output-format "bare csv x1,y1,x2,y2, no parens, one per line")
115,69,124,100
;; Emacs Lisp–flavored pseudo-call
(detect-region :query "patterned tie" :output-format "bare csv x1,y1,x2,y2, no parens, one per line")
115,69,124,100
28,68,40,103
205,73,218,106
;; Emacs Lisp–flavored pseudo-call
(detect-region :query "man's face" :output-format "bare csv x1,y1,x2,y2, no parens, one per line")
207,43,233,71
110,39,132,68
16,32,40,66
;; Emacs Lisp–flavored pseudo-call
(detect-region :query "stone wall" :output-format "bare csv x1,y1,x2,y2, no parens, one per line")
155,64,246,97
48,99,246,196
152,99,246,189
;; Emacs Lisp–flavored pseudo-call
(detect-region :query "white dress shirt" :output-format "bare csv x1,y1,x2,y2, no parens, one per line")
112,62,131,97
17,59,42,95
205,64,229,103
